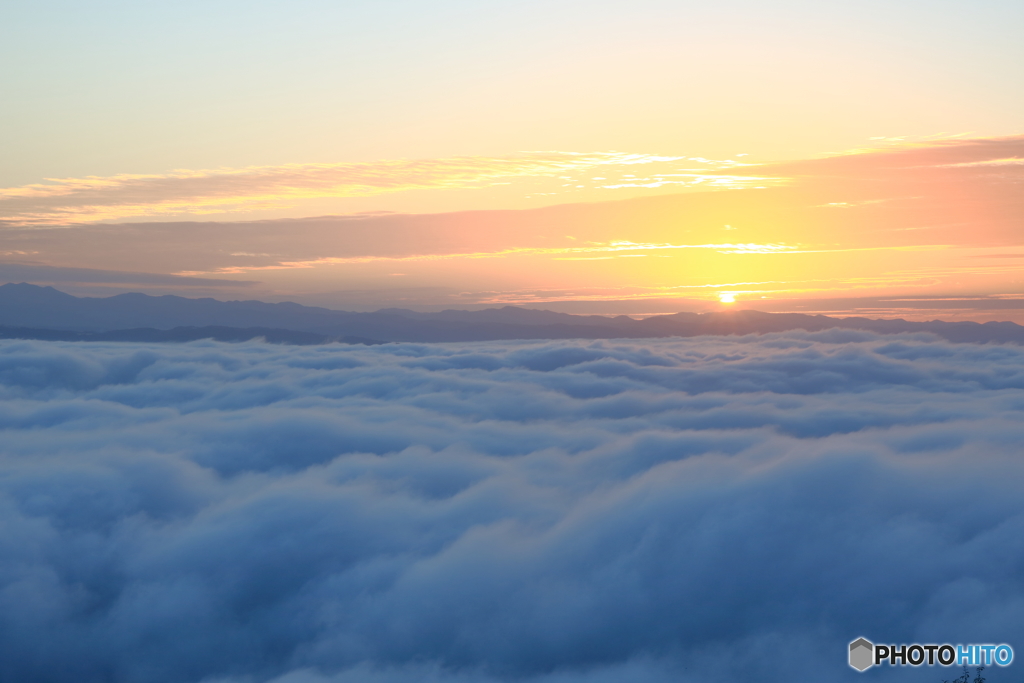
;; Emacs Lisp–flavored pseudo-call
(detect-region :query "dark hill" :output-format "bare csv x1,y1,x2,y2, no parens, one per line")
2,283,1023,345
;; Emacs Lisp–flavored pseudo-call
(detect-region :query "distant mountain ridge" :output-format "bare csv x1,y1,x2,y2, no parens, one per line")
0,323,383,345
2,282,1023,345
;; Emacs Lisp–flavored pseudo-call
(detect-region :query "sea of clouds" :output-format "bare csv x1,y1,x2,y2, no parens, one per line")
1,331,1023,683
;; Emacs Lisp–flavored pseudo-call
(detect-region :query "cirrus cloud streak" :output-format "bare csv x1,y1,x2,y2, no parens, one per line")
0,152,765,226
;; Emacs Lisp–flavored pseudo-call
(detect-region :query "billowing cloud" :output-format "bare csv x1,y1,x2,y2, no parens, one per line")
1,332,1022,682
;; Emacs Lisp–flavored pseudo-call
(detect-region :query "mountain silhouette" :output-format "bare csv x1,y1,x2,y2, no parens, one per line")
1,282,1022,345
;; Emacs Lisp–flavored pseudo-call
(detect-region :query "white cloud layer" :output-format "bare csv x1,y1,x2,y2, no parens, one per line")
1,332,1023,682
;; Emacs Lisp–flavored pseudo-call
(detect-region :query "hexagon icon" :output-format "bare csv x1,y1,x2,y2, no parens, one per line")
849,638,874,671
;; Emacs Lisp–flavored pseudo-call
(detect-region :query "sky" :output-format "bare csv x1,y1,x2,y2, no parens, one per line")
1,0,1023,318
2,333,1023,682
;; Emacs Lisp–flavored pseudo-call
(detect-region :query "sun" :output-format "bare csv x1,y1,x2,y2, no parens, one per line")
718,292,736,304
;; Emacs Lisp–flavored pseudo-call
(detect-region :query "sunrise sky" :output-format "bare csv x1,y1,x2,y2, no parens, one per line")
2,0,1022,320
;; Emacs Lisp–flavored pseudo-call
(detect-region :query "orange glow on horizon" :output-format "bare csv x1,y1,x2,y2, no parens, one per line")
1,136,1022,321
